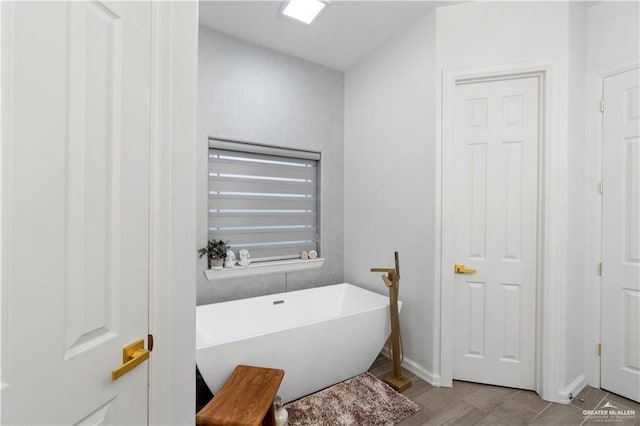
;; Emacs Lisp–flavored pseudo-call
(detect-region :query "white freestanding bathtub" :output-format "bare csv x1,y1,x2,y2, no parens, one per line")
196,283,398,403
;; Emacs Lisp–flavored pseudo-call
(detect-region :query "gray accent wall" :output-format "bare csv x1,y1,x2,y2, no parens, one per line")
197,26,344,305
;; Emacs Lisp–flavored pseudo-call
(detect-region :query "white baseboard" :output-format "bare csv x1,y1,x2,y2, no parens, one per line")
558,373,587,404
403,356,441,387
379,346,441,387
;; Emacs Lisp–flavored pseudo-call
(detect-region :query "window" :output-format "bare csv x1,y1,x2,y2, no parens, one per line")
208,138,320,263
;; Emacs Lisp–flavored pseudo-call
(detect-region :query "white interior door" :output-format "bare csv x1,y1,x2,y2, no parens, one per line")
601,68,640,403
1,1,152,423
449,76,539,389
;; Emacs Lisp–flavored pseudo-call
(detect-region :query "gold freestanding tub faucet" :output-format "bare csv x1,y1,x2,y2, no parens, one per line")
371,251,411,392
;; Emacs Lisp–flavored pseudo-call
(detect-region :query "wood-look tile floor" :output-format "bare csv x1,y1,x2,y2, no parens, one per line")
368,355,640,426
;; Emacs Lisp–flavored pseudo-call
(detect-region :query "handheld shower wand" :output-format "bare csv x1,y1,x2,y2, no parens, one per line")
370,251,411,392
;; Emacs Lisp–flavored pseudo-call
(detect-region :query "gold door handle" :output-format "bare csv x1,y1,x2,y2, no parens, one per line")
454,264,477,274
111,339,150,381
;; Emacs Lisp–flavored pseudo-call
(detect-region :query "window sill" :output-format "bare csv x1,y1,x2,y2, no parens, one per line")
203,258,325,281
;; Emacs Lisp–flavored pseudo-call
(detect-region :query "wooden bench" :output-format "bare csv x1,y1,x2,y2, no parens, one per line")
196,365,285,426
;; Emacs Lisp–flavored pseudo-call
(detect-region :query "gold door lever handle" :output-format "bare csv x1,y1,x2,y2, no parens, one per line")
454,264,477,274
111,339,150,381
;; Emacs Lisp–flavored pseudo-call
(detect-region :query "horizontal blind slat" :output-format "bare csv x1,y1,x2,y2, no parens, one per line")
209,158,316,181
209,139,320,161
209,229,317,245
209,197,316,212
209,177,316,196
210,226,317,234
209,149,317,166
209,225,316,235
208,214,316,228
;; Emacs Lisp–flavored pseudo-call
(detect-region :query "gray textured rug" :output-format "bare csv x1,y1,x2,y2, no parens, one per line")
285,372,420,426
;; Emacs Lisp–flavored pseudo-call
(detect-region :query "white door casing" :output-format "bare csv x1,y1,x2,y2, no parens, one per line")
601,68,640,403
1,1,152,424
449,76,540,390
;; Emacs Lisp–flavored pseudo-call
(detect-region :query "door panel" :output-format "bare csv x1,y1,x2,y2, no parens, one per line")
65,0,123,359
1,1,151,423
601,68,640,403
451,77,539,389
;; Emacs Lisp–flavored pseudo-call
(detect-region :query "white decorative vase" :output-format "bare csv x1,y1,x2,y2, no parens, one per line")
210,257,224,270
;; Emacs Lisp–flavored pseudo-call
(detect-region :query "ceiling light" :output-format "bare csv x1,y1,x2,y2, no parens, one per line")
281,0,326,25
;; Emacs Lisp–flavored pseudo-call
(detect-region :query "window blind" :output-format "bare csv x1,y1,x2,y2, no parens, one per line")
208,139,320,262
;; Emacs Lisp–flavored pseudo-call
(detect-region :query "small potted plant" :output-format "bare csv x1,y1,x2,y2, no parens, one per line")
198,239,230,270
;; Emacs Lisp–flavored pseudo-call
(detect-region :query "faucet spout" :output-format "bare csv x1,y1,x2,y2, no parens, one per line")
370,267,395,273
371,251,401,281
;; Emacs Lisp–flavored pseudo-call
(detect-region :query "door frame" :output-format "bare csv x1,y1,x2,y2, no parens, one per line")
584,58,639,390
437,60,568,402
148,2,197,424
0,1,5,421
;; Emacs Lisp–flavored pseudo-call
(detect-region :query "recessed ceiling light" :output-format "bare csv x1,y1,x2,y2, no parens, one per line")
281,0,327,25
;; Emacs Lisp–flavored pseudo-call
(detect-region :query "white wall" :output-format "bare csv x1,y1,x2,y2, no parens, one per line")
436,2,572,69
566,2,587,388
198,27,344,304
344,11,437,381
587,1,640,71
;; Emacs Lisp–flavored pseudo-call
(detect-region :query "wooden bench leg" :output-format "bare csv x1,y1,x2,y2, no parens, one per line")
262,405,276,426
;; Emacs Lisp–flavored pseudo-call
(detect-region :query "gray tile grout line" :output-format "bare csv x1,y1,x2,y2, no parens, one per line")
579,392,610,426
529,400,553,423
567,402,586,411
509,389,549,417
507,388,545,417
419,384,440,397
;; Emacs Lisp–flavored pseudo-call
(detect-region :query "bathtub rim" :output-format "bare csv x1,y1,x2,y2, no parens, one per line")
195,283,397,349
